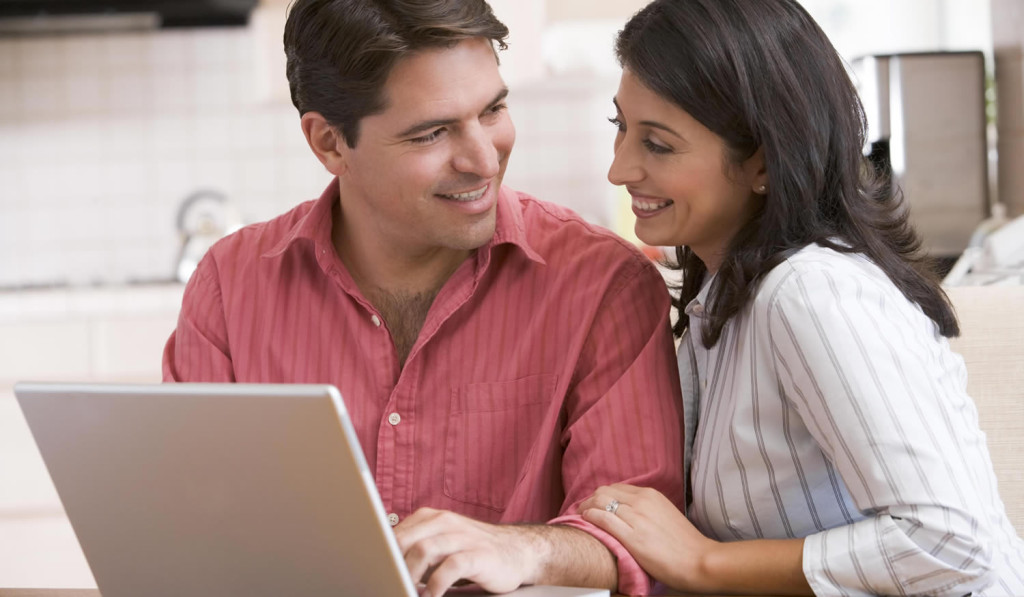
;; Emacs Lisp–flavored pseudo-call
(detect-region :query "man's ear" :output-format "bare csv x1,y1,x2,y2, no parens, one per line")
301,112,349,176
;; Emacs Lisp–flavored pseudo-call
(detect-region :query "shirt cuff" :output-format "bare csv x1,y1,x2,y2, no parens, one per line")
549,513,652,596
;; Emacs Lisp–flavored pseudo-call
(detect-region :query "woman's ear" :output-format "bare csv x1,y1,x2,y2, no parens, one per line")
744,146,769,195
301,112,349,176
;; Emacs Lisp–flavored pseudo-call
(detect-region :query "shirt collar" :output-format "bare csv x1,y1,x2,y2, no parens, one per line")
262,179,337,259
683,271,716,318
488,185,545,265
262,179,546,265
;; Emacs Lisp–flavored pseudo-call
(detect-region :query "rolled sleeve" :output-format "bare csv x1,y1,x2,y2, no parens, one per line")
550,514,652,595
557,257,685,595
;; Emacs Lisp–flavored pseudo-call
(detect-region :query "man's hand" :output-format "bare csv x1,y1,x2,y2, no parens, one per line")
393,507,617,597
394,508,543,596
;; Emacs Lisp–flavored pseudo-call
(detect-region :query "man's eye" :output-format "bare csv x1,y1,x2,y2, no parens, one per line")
410,129,445,145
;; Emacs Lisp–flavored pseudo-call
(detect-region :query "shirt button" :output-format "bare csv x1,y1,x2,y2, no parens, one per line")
371,314,381,327
388,513,399,526
388,412,401,426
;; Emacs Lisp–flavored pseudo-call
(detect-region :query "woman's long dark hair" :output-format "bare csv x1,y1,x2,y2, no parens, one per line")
616,0,958,346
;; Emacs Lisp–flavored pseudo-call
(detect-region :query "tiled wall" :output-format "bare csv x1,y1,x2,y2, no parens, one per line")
0,28,331,288
0,24,623,289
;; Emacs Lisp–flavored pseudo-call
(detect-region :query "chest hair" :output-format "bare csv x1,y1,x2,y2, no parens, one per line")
368,288,439,368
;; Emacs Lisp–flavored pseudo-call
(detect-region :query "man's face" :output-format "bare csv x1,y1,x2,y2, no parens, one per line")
335,37,515,259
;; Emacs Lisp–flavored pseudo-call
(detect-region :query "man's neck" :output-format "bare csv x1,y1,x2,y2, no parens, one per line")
331,202,471,298
331,201,473,367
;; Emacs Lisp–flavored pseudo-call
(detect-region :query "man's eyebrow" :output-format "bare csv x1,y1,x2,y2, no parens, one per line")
396,87,510,139
611,97,684,140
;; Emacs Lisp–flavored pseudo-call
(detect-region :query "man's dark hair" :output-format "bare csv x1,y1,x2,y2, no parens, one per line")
616,0,958,345
284,0,509,147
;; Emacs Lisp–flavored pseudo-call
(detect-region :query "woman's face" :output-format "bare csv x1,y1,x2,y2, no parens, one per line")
607,69,765,272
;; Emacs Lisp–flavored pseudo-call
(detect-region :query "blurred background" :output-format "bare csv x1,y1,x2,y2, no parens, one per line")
0,0,1022,588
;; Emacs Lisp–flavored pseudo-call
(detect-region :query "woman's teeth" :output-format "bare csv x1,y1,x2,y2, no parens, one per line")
633,197,673,212
440,186,487,202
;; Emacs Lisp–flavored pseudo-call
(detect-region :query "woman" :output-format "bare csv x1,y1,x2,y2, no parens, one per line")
579,0,1024,595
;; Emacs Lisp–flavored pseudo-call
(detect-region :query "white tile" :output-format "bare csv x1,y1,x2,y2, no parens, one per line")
62,36,105,76
190,30,245,70
63,246,112,286
154,160,197,205
26,208,63,246
108,72,154,114
148,30,191,71
0,245,24,287
228,111,276,153
192,159,239,197
24,247,64,286
0,168,23,207
153,116,197,159
99,119,153,161
0,123,24,164
152,71,192,112
101,33,151,73
104,160,154,198
192,71,236,109
276,111,307,151
15,38,65,76
194,114,233,158
0,206,27,242
64,74,107,115
0,40,17,76
283,155,331,198
58,120,104,165
22,167,64,206
19,77,66,117
118,202,163,240
15,122,58,163
237,156,281,195
0,76,20,119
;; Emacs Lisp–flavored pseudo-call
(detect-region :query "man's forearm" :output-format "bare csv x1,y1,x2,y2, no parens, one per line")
515,524,618,590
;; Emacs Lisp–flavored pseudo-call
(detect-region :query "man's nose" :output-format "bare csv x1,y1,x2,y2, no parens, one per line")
452,123,500,179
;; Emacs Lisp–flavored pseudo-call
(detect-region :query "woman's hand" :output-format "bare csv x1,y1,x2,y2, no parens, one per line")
581,484,812,595
580,483,718,591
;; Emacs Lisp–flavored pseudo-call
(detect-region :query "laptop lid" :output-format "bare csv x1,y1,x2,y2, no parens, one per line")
15,382,416,597
15,382,609,597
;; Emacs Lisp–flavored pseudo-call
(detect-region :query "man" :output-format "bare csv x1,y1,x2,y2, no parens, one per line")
163,1,684,595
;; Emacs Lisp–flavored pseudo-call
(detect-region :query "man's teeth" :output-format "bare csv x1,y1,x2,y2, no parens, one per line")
441,187,487,201
633,198,672,212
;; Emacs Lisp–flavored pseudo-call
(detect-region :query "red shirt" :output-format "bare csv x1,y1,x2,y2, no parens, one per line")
163,181,684,594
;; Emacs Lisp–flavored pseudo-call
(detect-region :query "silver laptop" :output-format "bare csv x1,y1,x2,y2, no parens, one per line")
15,382,608,597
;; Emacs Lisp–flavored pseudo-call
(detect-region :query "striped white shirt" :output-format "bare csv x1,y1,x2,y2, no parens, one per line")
680,244,1024,596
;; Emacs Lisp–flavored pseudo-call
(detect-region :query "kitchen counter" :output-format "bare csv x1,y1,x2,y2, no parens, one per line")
0,283,184,384
0,283,187,588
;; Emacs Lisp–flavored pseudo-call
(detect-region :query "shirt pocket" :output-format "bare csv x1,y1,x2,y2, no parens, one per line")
444,374,557,512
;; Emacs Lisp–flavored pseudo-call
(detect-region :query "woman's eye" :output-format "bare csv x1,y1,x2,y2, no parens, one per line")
643,138,672,154
607,116,625,132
